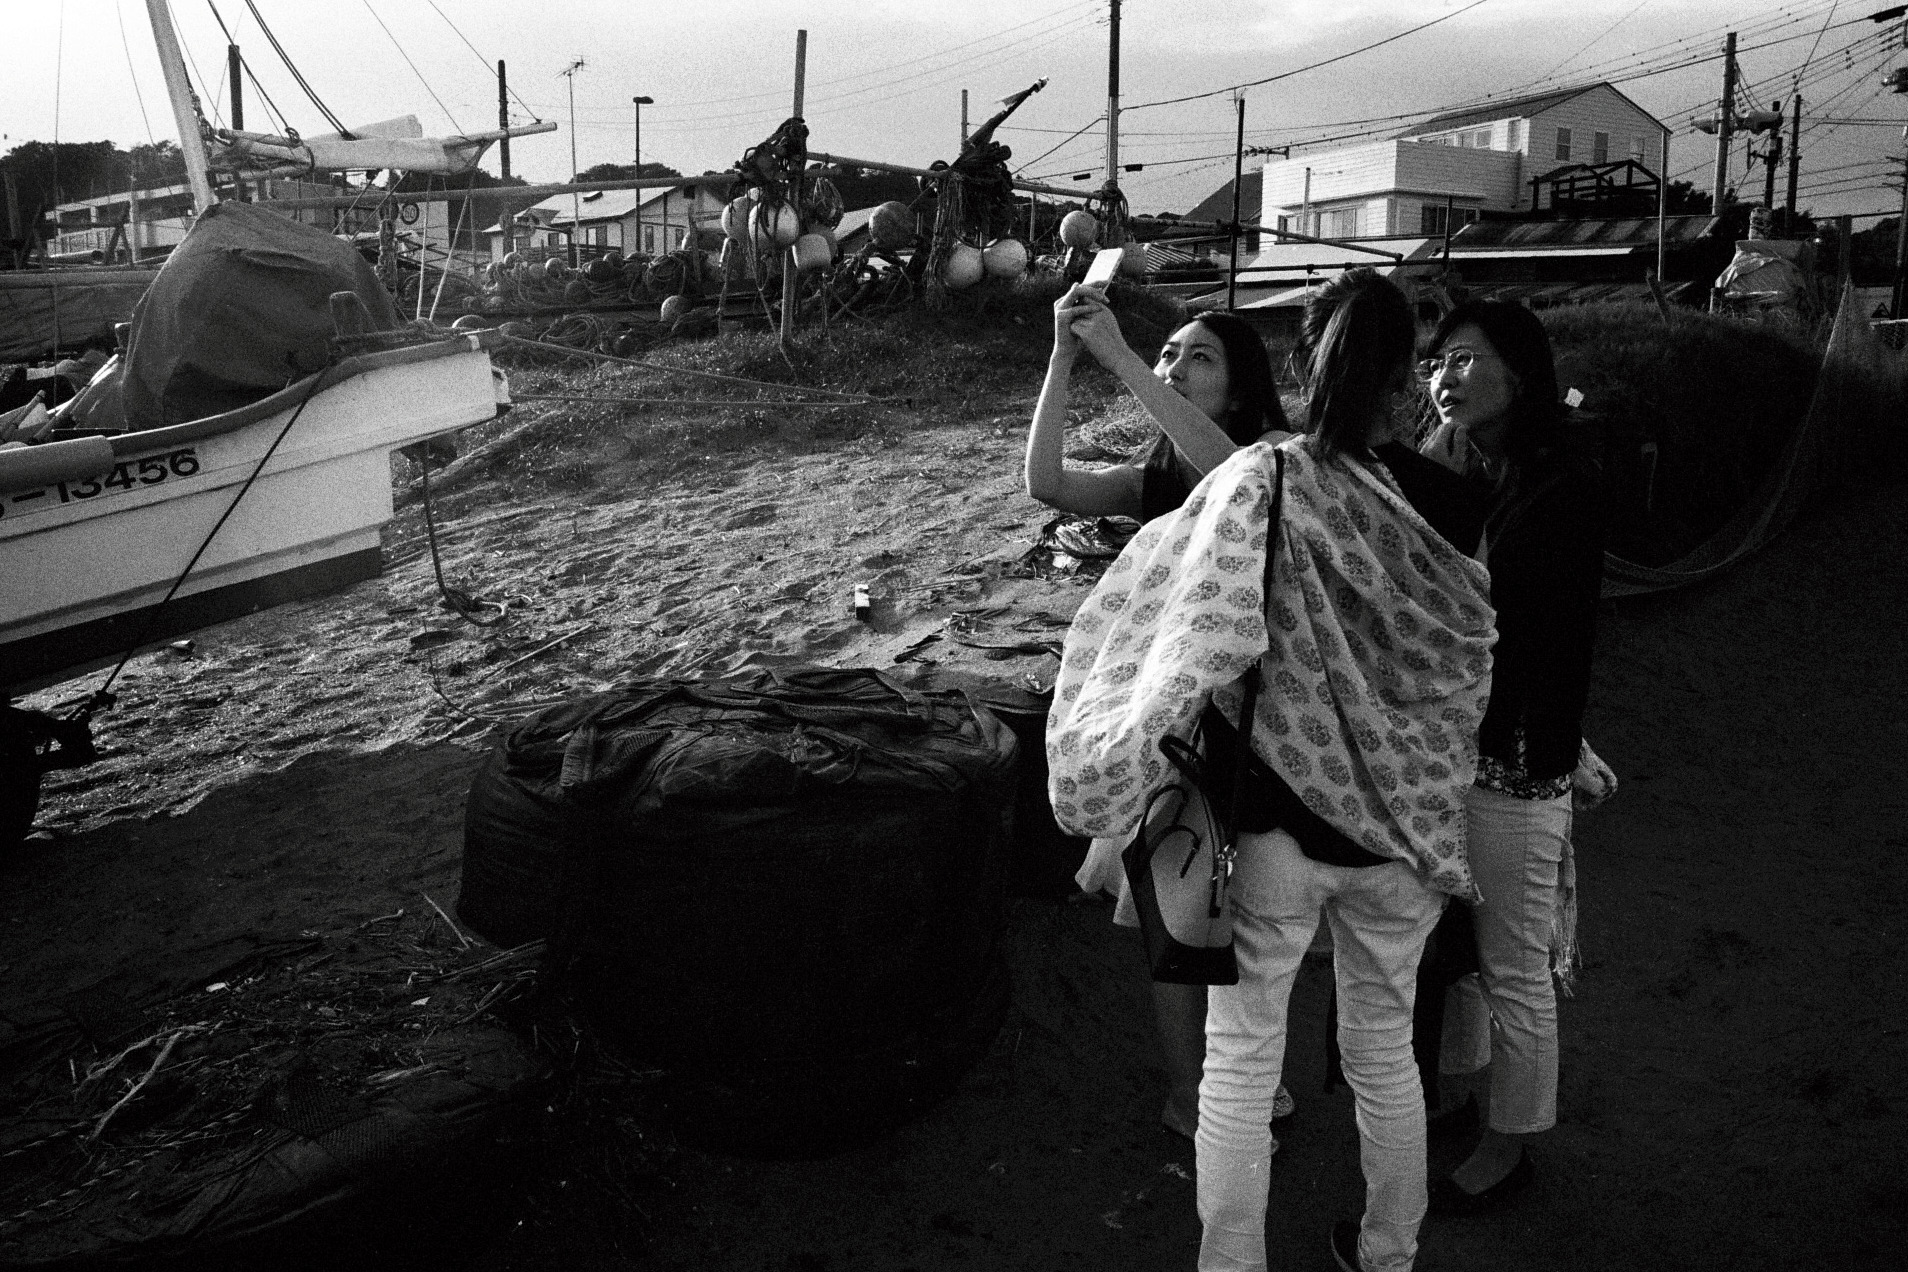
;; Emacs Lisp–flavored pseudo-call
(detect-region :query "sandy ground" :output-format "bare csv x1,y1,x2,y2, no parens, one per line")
4,357,1904,1270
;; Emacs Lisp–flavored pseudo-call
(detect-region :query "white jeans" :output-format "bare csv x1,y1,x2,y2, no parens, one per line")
1441,787,1571,1134
1196,830,1445,1272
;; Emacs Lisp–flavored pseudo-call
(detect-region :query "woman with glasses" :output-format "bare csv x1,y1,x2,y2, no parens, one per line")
1416,301,1606,1214
1050,269,1498,1272
1028,284,1295,1148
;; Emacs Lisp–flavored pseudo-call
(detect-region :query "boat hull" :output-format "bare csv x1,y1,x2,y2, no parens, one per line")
1,335,507,694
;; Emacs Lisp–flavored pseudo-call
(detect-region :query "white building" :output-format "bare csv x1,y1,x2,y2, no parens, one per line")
1261,83,1668,240
482,181,732,261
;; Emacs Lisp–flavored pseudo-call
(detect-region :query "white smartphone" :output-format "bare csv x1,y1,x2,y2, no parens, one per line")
1082,245,1124,288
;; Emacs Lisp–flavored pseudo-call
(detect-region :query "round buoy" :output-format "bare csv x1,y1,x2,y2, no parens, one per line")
501,251,524,269
1120,241,1148,277
942,243,985,290
497,321,532,339
1059,210,1099,249
792,233,833,273
659,294,690,323
451,314,489,331
721,196,752,244
751,202,802,248
541,258,567,282
869,201,915,249
603,250,624,268
982,238,1028,278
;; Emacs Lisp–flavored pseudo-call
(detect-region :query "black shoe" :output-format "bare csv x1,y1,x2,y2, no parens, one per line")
1427,1093,1479,1143
1330,1219,1364,1272
1428,1146,1534,1216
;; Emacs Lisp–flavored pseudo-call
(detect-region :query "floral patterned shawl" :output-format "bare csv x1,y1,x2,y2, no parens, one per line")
1047,435,1497,898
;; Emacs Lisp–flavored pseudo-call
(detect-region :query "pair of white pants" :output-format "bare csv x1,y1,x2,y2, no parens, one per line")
1441,786,1571,1134
1196,830,1445,1272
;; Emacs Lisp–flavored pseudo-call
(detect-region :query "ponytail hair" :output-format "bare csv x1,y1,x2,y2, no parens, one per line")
1298,268,1415,461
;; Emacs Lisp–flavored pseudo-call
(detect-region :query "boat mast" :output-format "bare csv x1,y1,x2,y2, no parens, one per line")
145,0,218,213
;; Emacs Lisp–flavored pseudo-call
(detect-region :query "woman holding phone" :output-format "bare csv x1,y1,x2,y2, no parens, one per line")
1026,274,1293,1144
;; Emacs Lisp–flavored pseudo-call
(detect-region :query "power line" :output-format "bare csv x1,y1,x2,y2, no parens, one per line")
205,1,292,134
423,0,539,122
1126,0,1495,112
116,0,158,148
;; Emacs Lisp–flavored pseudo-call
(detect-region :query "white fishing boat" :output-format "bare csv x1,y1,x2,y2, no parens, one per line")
0,2,551,696
1,332,508,693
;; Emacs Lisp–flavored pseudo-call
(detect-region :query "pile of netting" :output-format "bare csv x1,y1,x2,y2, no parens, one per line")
0,919,549,1269
441,248,719,319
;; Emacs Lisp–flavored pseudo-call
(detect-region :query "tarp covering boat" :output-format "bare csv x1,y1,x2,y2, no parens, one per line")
115,202,400,430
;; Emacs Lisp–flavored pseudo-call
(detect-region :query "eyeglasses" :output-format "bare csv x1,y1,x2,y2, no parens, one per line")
1415,349,1499,381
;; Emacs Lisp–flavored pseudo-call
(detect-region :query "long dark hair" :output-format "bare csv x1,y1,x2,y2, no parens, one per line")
1298,268,1415,460
1427,300,1563,471
1177,311,1288,444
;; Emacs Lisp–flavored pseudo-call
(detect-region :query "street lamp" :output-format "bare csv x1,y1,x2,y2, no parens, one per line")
633,95,656,254
632,96,653,172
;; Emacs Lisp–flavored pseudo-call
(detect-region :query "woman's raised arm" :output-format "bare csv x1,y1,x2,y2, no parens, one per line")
1068,296,1243,477
1024,285,1145,517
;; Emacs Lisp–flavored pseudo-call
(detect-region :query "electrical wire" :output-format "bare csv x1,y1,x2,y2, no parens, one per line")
1125,0,1494,112
423,0,539,121
1015,117,1106,175
1531,0,1656,85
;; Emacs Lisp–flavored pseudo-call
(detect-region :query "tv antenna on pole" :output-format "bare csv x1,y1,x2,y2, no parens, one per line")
559,58,587,264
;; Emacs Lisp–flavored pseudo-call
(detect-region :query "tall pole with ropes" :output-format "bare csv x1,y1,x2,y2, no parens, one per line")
145,0,217,214
1227,92,1244,311
561,58,585,266
1712,32,1737,214
1104,0,1122,242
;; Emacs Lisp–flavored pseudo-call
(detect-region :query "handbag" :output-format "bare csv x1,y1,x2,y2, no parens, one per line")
1120,449,1284,986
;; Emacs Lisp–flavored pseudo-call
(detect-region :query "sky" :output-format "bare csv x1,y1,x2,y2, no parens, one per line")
5,0,1905,220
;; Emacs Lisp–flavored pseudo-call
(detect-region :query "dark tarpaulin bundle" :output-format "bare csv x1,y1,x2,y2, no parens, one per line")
458,665,1019,1154
117,202,399,430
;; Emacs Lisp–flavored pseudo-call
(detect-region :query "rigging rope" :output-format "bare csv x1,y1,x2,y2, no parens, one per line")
361,0,464,134
241,0,354,137
81,363,336,714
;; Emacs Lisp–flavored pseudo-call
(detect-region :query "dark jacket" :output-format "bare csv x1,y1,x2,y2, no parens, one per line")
1477,450,1606,782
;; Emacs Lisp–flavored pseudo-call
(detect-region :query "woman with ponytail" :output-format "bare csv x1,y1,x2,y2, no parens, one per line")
1048,270,1496,1272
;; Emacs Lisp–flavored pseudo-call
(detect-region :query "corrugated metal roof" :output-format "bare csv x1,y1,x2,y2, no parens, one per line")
1445,215,1721,250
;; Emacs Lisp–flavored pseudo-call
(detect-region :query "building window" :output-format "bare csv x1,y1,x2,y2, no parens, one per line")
593,226,608,246
1555,127,1572,161
1419,204,1479,236
1277,215,1292,234
1630,136,1646,163
1467,128,1491,148
1322,206,1359,238
644,226,655,253
1508,119,1523,150
1593,131,1610,164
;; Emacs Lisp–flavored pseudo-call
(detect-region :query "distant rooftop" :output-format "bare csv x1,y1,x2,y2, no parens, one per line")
1397,85,1605,138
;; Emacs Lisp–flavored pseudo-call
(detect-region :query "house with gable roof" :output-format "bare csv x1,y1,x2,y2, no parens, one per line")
1258,83,1668,240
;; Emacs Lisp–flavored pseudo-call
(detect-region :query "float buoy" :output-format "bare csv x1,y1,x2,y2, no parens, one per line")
792,233,833,273
751,202,802,248
942,243,985,290
869,201,915,249
1059,210,1099,249
659,294,690,323
982,238,1028,278
721,196,752,244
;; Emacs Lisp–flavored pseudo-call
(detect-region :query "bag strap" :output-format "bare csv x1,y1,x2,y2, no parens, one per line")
1223,448,1285,840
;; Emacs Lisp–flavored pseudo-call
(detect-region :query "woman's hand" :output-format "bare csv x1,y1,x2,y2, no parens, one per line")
1069,296,1131,367
1051,283,1109,361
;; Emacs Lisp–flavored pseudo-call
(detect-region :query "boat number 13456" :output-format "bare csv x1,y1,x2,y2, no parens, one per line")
1,448,201,519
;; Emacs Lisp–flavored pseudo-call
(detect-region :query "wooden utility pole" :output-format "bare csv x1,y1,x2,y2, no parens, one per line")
227,44,243,130
1227,93,1244,311
961,89,969,147
1105,0,1121,205
1893,141,1907,319
1762,105,1781,212
780,29,807,343
1712,32,1737,214
1785,94,1801,223
498,62,511,182
1657,124,1669,281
